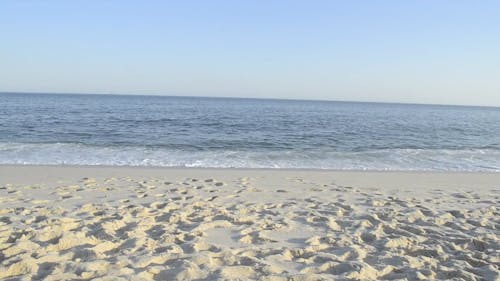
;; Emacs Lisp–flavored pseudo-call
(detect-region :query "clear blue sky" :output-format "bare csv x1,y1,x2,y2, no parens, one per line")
1,1,499,106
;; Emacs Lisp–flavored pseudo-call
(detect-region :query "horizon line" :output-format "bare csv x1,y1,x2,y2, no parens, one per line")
1,91,499,109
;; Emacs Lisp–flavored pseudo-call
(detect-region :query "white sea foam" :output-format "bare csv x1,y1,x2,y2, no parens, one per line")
1,142,499,171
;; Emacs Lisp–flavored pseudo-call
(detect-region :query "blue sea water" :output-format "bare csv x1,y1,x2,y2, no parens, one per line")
1,93,499,171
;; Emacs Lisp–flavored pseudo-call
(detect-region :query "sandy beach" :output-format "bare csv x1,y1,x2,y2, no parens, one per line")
0,165,498,280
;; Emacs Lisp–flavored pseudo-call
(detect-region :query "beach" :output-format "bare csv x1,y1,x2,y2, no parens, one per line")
3,0,500,279
0,165,498,280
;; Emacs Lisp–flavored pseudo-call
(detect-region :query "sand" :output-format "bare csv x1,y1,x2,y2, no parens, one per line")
0,165,499,280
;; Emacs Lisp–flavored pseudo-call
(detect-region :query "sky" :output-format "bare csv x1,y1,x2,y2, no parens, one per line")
1,1,499,106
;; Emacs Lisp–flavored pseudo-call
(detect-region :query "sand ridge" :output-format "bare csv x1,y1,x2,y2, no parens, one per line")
0,168,499,280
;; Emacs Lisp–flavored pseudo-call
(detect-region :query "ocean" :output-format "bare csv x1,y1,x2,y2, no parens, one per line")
1,93,499,171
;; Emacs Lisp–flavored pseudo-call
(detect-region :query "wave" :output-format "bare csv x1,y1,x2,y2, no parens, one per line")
0,142,499,171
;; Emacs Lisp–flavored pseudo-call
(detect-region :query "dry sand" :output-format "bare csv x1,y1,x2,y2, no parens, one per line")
0,166,499,280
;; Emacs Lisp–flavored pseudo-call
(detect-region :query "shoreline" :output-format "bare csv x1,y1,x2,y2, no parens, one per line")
1,164,499,189
2,163,499,173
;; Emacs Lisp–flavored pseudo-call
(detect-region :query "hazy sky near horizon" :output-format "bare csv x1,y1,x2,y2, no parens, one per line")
1,1,499,106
